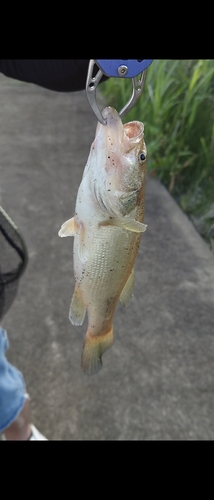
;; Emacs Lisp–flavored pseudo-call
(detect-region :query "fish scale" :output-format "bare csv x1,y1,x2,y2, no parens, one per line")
83,229,133,290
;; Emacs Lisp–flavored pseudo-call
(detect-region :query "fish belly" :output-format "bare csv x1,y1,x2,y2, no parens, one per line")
74,223,141,333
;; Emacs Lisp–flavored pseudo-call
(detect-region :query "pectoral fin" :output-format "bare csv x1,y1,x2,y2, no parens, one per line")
100,217,147,233
119,268,135,307
69,284,86,326
77,224,89,263
58,217,78,237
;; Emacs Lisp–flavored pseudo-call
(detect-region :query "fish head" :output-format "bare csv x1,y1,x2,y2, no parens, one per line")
87,107,147,217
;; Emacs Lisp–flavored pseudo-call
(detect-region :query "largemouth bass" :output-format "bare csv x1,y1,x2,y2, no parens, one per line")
59,107,147,375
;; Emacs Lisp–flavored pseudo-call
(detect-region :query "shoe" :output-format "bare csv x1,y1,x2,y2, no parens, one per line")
29,424,48,440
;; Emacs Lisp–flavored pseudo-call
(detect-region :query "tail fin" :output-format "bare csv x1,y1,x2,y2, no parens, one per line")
81,327,114,375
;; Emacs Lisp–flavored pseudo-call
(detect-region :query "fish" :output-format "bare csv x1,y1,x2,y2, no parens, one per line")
58,106,147,375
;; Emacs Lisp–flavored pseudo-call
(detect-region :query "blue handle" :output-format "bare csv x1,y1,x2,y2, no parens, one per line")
95,59,153,78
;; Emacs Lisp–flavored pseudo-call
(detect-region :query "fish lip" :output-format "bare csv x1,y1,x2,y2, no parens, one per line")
102,106,121,122
95,107,124,153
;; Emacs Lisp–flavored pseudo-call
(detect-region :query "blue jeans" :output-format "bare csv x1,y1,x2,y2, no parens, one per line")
0,326,26,433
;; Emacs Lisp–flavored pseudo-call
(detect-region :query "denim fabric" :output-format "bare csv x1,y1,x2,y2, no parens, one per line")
0,326,26,432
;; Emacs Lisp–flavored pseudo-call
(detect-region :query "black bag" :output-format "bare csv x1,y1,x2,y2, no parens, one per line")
0,206,28,321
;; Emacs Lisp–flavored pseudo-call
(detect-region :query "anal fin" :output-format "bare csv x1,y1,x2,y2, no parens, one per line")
119,267,135,307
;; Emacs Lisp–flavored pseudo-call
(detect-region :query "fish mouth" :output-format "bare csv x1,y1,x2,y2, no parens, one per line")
123,121,144,144
95,107,144,154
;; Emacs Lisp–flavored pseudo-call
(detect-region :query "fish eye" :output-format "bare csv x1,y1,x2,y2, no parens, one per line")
139,151,146,162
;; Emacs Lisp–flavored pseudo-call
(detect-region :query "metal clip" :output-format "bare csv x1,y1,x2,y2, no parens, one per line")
86,60,107,125
86,60,151,125
119,71,147,119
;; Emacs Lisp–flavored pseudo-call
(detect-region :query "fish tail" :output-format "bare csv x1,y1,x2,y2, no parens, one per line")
81,327,114,375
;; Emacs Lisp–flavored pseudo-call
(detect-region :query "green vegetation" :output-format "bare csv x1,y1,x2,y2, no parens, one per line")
101,60,214,250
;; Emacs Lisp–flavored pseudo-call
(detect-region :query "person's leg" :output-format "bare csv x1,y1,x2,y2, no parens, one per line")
0,326,45,440
2,395,31,440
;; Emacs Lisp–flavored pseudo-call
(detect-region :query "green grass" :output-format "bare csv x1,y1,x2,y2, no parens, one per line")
100,60,214,250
